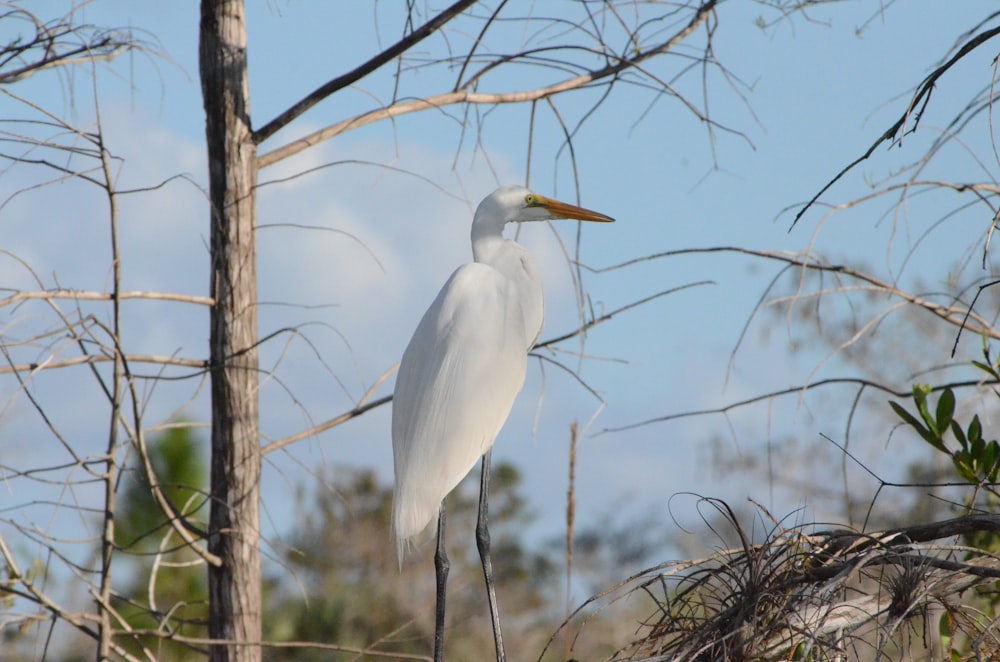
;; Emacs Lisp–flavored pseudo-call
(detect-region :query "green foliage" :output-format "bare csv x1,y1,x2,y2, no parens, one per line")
112,426,209,661
262,462,564,660
116,426,209,550
890,382,1000,487
100,430,642,660
889,350,1000,659
1,556,46,648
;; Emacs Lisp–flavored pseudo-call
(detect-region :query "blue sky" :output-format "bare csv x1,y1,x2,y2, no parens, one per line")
3,1,997,581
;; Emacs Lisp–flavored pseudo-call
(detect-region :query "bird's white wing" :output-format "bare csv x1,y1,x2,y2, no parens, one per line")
392,262,530,554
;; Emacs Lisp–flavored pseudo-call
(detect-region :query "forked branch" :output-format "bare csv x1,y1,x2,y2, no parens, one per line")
252,0,478,145
257,1,719,168
791,23,1000,228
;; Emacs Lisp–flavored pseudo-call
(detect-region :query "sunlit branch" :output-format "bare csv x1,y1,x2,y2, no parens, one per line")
592,245,1000,339
261,394,392,456
602,377,999,434
0,289,214,308
0,534,146,662
546,502,1000,660
260,282,693,454
536,281,714,348
252,0,479,145
0,5,136,85
792,24,1000,228
0,353,207,375
257,0,718,168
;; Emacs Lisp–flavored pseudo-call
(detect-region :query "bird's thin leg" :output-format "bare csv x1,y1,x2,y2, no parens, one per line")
434,500,449,662
477,449,506,662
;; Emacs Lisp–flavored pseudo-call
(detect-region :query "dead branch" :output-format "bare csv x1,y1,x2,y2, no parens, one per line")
0,290,214,308
535,281,715,349
261,394,392,456
0,353,207,375
257,0,719,169
792,22,1000,228
0,4,138,85
261,282,703,454
252,0,478,145
592,246,1000,341
107,632,434,660
0,534,147,662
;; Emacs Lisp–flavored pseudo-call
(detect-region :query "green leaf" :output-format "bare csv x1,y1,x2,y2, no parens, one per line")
890,401,926,433
984,441,1000,481
972,359,995,376
938,611,952,654
952,452,976,482
971,436,985,459
938,610,950,637
970,437,987,478
935,389,955,436
890,401,948,453
968,415,982,444
950,420,967,449
913,384,934,430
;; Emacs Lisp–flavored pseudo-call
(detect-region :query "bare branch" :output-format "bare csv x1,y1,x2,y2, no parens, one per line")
792,23,1000,228
601,376,1000,434
252,0,478,145
594,245,1000,339
0,4,138,85
262,394,392,456
0,289,214,309
258,0,719,169
0,534,146,662
536,281,714,349
0,353,207,375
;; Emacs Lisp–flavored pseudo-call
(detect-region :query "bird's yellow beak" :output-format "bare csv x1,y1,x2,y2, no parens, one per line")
536,195,615,223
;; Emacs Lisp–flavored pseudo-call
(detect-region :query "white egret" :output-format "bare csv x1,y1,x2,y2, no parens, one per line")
391,185,614,661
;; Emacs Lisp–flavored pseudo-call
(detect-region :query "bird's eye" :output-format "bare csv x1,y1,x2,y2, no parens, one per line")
524,194,538,206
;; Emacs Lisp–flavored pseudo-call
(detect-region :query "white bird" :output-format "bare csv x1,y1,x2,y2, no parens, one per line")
391,185,614,662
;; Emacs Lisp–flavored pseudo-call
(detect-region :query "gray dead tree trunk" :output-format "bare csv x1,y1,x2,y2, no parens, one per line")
199,1,261,660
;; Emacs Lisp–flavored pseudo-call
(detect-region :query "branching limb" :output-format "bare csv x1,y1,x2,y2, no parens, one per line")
792,23,1000,228
257,0,719,168
252,0,479,145
0,4,138,84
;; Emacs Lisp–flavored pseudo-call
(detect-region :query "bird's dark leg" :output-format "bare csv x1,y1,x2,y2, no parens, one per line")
477,449,506,662
434,500,449,662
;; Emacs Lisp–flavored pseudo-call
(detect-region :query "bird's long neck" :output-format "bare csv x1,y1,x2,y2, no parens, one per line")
469,217,544,349
470,213,506,265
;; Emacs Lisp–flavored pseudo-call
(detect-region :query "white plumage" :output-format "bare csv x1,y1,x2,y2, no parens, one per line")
391,186,614,563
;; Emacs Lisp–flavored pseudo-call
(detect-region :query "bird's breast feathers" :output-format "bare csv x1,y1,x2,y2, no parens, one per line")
391,262,531,541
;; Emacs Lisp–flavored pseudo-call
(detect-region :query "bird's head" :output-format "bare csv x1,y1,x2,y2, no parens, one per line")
474,186,615,230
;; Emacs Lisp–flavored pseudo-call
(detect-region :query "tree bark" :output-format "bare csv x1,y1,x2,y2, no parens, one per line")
199,2,261,660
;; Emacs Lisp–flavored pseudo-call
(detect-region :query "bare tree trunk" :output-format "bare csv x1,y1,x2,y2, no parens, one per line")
199,2,261,660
